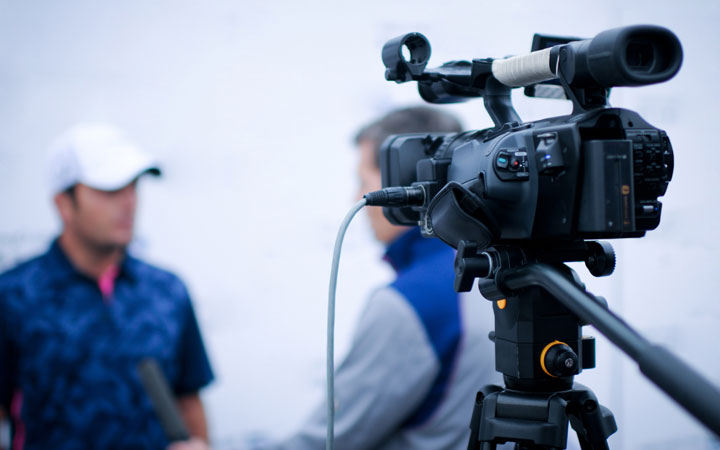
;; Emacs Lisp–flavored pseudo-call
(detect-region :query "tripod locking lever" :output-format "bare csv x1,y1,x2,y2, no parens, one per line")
454,241,493,292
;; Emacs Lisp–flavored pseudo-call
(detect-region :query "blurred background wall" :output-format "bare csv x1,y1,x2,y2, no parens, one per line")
0,0,718,448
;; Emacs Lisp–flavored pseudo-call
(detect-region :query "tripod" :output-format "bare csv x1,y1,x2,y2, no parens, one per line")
453,240,720,449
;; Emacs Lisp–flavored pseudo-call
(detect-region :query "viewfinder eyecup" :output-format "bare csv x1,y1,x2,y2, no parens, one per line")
568,25,683,87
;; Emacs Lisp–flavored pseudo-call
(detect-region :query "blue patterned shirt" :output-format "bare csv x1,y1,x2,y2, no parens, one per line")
0,240,214,449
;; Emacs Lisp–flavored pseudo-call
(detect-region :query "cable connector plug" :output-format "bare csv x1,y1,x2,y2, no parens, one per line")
363,186,425,207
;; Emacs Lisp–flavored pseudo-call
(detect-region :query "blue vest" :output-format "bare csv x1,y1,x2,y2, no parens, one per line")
384,228,461,427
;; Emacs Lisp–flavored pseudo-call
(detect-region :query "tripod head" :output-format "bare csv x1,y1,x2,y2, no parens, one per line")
454,241,621,448
456,240,614,393
452,240,720,448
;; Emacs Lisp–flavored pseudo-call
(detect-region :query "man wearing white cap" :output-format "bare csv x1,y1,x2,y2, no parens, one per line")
0,124,214,449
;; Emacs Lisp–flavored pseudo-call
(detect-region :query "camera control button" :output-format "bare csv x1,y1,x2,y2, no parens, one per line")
494,148,529,181
496,154,510,169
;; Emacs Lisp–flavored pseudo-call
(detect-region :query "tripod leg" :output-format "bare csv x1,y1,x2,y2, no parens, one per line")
570,427,594,450
468,385,503,450
568,405,614,450
566,386,616,450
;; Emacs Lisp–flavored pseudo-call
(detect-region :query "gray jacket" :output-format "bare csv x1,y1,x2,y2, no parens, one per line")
272,286,500,449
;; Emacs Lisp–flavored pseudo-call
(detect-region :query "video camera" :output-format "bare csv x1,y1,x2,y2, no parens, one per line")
377,25,682,252
355,26,720,447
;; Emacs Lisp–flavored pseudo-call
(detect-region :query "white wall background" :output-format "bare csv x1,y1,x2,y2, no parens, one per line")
0,1,718,448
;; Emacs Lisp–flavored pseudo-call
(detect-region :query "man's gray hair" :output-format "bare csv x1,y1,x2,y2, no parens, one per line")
354,106,463,167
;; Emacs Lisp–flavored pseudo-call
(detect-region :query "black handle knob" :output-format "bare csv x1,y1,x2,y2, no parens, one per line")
542,341,579,378
454,241,492,292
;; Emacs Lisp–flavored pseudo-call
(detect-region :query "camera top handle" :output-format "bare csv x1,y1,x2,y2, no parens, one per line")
382,25,683,122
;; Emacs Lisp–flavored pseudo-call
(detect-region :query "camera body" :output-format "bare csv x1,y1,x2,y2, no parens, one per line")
379,25,681,251
381,107,673,249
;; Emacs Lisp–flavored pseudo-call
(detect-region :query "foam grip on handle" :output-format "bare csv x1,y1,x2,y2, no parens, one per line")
491,47,555,87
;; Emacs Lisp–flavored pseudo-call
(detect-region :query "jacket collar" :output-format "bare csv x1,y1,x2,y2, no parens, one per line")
383,227,451,273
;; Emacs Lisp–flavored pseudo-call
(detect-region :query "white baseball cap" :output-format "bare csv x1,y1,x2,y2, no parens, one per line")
47,123,161,195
